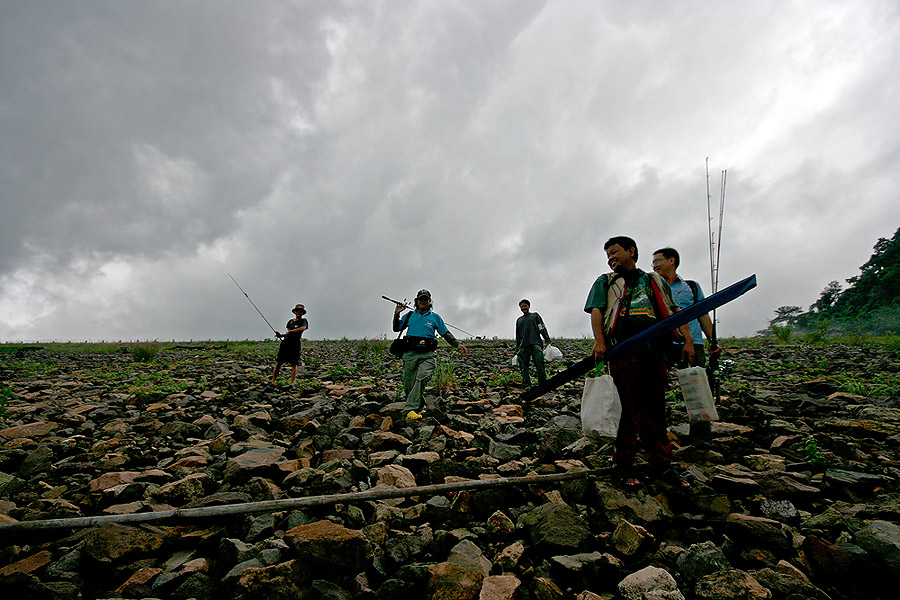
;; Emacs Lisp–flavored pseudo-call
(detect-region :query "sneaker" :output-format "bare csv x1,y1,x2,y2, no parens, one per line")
405,410,424,420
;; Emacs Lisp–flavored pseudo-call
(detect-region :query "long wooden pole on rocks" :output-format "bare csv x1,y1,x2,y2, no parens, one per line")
0,468,605,535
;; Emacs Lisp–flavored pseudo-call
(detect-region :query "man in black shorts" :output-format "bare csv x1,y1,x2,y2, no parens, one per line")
272,304,308,384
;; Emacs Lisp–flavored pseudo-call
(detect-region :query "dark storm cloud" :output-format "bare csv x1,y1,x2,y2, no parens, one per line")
1,1,899,342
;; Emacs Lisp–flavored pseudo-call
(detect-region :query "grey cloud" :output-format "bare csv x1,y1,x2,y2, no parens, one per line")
2,1,899,343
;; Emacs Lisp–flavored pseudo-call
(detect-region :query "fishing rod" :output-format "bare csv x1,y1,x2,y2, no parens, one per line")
705,159,727,404
228,273,280,338
382,295,478,338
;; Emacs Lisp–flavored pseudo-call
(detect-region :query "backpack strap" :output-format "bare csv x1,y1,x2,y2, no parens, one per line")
647,273,673,320
603,273,625,336
648,273,685,343
686,279,699,303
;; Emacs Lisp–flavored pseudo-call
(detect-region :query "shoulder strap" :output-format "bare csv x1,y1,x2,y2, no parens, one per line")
647,273,673,320
604,272,626,336
687,280,699,302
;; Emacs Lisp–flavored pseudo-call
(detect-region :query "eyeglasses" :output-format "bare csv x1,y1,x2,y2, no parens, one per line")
651,258,670,265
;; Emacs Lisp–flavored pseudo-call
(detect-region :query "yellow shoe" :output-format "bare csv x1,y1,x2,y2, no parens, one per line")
405,410,423,420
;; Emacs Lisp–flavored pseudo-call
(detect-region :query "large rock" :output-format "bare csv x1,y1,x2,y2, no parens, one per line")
0,421,57,439
802,534,878,597
594,482,673,525
694,569,771,600
448,539,491,577
82,523,167,565
428,561,484,600
18,445,54,478
676,540,731,583
479,574,520,600
854,519,900,577
376,464,417,488
618,565,684,600
521,503,592,553
750,567,831,600
149,472,217,506
284,520,372,573
724,513,793,554
223,446,286,483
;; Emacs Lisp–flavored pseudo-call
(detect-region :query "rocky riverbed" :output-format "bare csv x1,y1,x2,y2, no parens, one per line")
1,339,900,600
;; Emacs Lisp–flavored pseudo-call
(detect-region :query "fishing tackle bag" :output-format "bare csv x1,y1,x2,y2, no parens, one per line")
389,337,408,358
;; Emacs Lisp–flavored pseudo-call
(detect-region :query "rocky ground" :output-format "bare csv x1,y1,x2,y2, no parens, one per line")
1,338,900,600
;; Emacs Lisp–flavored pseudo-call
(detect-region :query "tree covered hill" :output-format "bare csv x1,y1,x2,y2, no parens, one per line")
767,226,900,336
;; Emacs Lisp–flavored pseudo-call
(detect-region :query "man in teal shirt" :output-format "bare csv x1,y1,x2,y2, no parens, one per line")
584,236,693,489
392,289,468,419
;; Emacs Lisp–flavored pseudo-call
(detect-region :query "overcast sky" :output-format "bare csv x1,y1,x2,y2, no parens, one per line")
2,1,898,343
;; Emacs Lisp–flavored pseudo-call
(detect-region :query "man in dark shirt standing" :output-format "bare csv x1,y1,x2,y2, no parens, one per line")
516,299,552,389
272,304,308,385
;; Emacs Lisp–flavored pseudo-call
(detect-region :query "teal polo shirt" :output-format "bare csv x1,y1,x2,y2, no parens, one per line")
401,310,449,339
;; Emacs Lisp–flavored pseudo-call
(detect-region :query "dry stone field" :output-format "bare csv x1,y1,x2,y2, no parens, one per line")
2,338,900,599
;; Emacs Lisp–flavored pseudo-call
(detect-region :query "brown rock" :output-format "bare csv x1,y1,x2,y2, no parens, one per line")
479,574,520,600
0,550,53,576
532,576,565,600
88,471,141,493
223,446,286,483
695,569,772,600
233,560,308,600
83,523,166,564
376,464,417,488
0,421,57,440
428,561,484,600
613,520,651,556
284,520,372,572
116,566,163,596
724,513,793,554
366,431,413,451
494,541,525,571
150,472,217,506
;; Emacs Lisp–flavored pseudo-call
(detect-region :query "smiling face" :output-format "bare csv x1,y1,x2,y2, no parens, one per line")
606,244,636,272
652,252,676,278
519,301,530,315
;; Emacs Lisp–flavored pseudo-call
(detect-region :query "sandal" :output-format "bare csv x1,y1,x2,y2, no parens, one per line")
621,475,643,489
612,463,642,489
654,465,692,490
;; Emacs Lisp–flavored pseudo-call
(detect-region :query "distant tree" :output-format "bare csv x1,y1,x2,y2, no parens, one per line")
770,306,803,327
810,280,842,313
831,226,900,316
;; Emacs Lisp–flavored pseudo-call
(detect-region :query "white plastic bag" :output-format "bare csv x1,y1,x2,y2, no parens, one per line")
581,372,622,440
677,367,719,422
543,344,563,361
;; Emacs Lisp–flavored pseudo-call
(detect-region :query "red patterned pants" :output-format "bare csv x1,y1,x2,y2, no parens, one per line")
610,354,671,470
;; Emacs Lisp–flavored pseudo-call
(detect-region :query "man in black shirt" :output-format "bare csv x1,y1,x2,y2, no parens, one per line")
272,304,308,385
515,299,551,389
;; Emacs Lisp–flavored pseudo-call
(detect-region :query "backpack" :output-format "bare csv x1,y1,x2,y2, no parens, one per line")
602,270,674,338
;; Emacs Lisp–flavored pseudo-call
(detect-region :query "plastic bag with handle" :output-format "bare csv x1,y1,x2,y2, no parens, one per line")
580,362,622,440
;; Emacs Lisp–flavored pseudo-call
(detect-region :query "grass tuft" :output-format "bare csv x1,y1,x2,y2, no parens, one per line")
131,342,162,363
